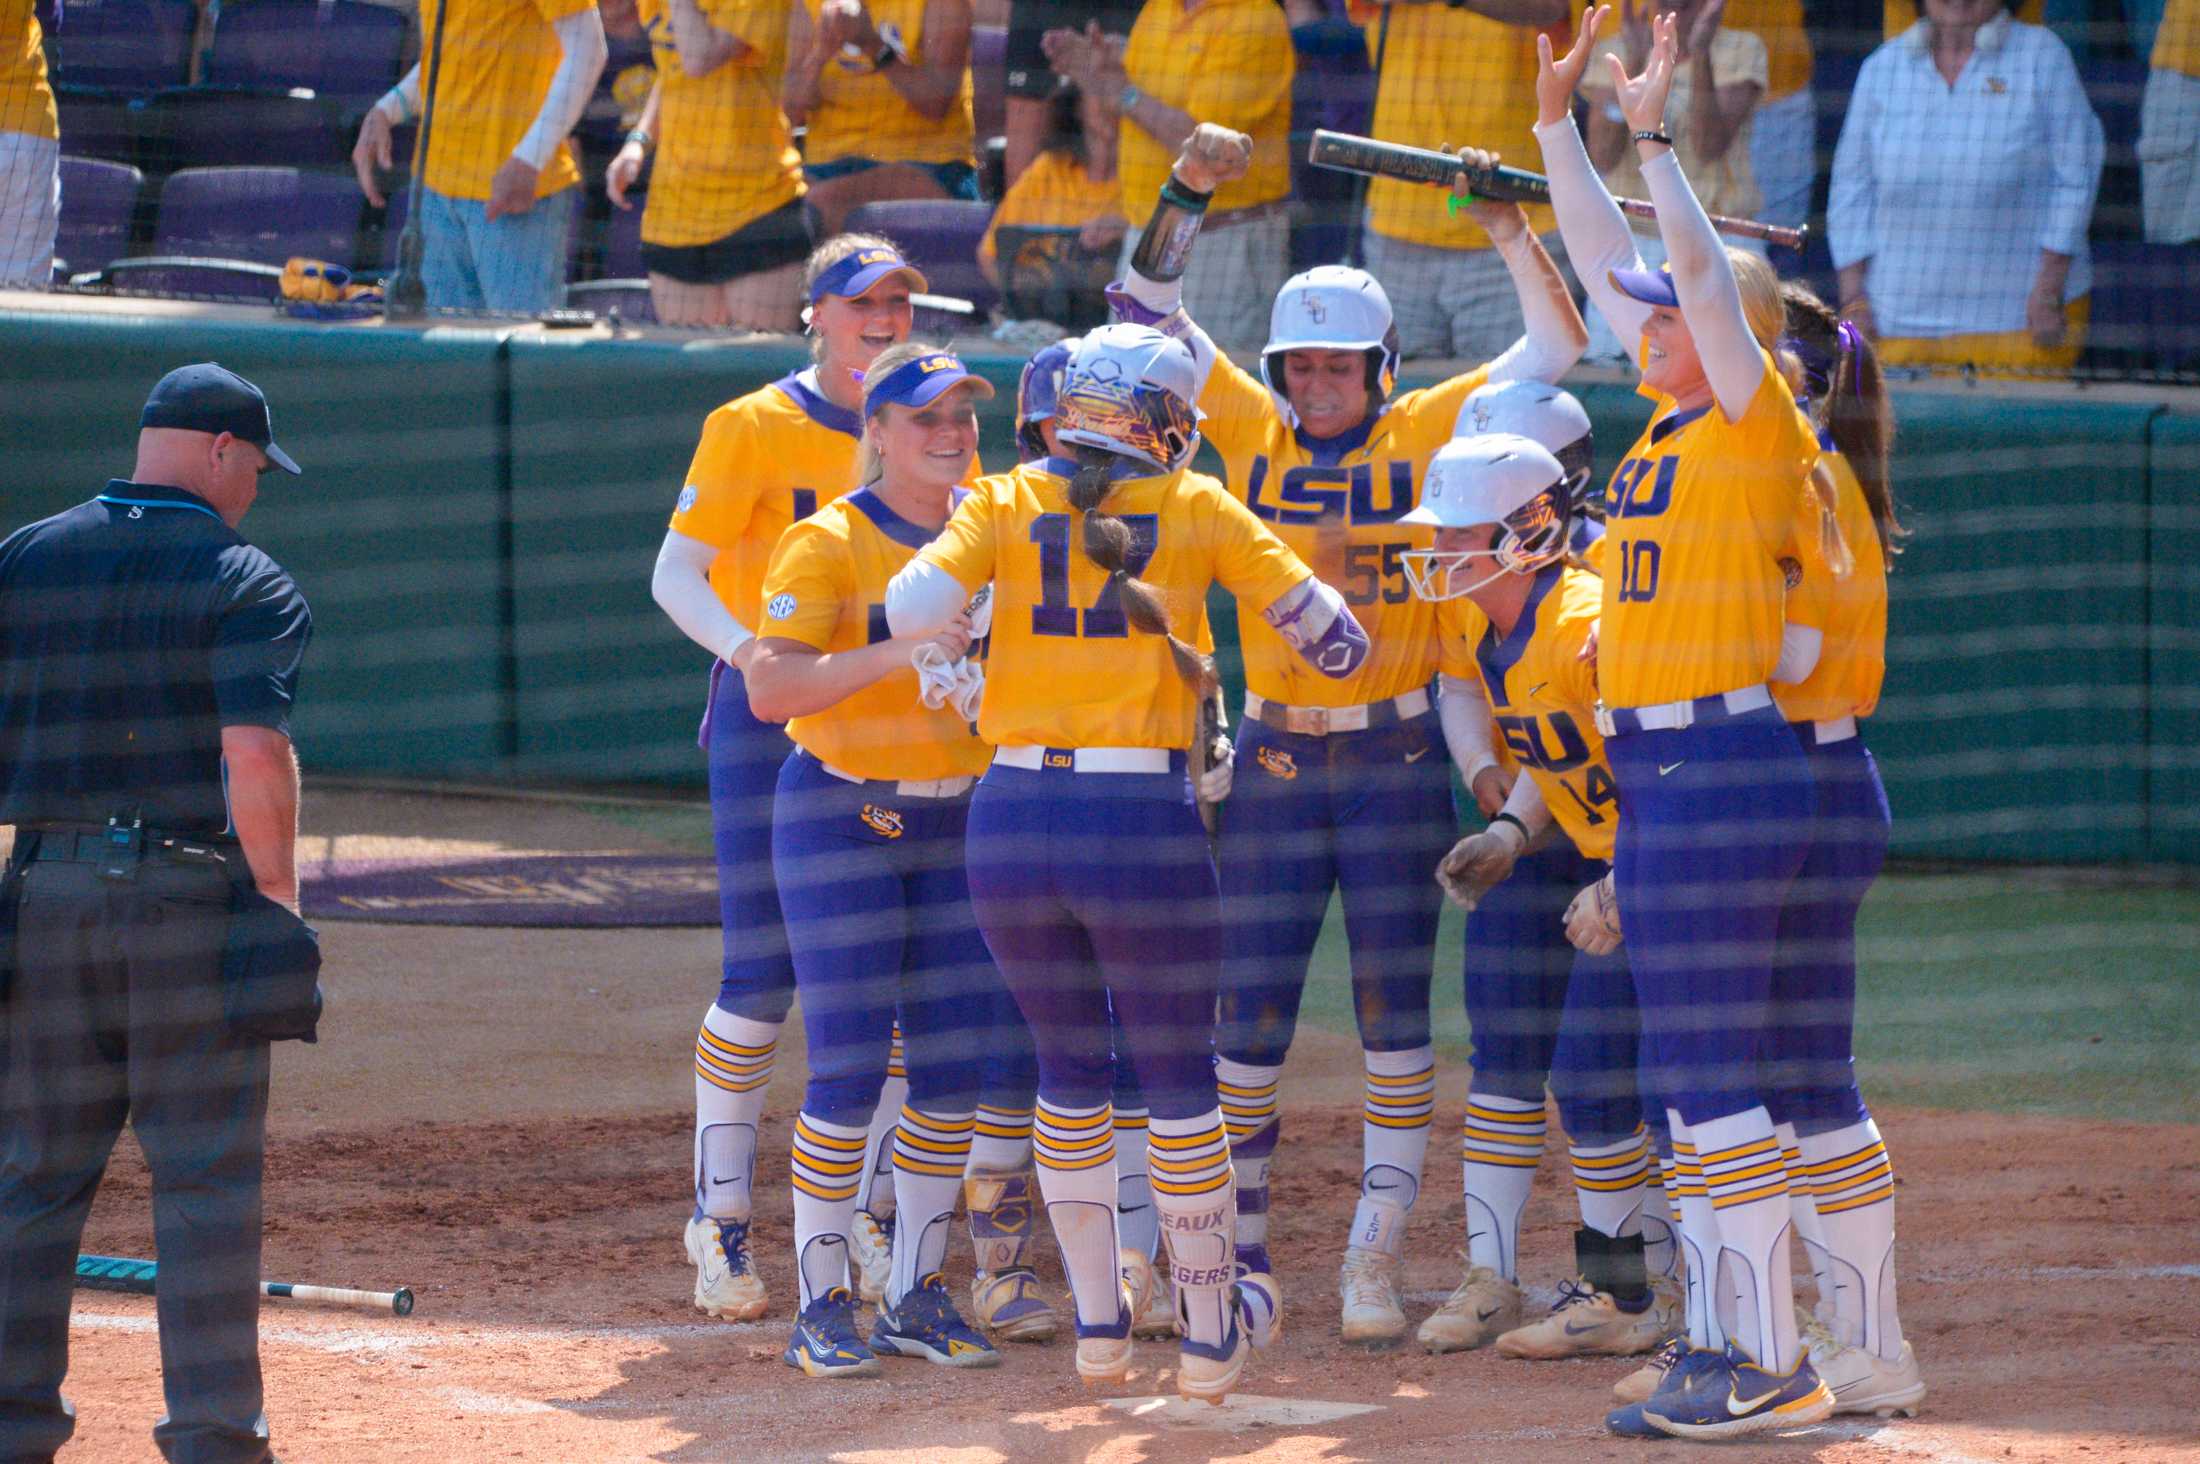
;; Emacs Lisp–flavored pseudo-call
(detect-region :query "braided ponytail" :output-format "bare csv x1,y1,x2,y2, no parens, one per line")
1063,446,1217,696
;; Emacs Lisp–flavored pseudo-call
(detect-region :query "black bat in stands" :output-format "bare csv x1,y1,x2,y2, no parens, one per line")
1307,129,1808,252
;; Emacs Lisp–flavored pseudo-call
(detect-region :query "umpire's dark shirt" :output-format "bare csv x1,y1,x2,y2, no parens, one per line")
0,480,312,836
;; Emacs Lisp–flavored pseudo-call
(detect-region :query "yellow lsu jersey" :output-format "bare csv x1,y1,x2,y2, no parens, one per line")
1773,451,1888,725
799,0,974,167
638,0,804,247
420,0,593,202
1438,568,1618,861
670,371,864,629
1597,355,1818,710
2,0,57,143
759,488,993,781
1200,356,1492,709
916,459,1311,750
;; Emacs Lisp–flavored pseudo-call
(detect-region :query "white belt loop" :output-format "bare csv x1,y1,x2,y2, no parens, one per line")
992,745,1172,773
1810,715,1859,746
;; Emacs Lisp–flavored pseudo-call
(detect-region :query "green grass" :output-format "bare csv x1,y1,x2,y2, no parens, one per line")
1291,872,2200,1125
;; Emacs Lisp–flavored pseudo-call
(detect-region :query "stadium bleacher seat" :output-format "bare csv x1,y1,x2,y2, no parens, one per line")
79,166,367,301
844,198,999,320
43,0,196,90
138,86,351,174
52,156,145,280
970,24,1007,145
205,0,409,111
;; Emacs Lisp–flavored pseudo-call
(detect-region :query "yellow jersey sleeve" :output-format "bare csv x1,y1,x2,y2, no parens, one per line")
1200,476,1318,612
672,400,764,551
756,519,852,650
1195,351,1283,470
1,0,57,143
1391,364,1494,441
916,477,1004,595
1772,452,1889,725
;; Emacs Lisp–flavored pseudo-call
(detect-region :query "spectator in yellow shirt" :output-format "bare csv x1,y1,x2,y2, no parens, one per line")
784,0,979,237
1045,0,1296,349
1000,0,1140,188
0,0,58,288
2141,0,2200,245
605,0,810,328
1352,0,1571,362
1723,0,1812,235
978,81,1124,325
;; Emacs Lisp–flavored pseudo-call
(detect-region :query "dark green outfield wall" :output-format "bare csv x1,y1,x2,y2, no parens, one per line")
4,308,2192,863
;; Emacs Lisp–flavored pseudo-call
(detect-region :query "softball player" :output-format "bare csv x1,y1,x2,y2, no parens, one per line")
1110,124,1589,1346
651,232,924,1322
746,344,1023,1377
1537,8,1834,1439
1766,283,1924,1418
1399,413,1682,1363
886,324,1370,1404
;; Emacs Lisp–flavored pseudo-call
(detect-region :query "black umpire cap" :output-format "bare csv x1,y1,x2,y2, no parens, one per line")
140,362,302,475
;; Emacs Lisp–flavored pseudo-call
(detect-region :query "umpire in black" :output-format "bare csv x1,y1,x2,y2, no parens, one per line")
0,363,312,1464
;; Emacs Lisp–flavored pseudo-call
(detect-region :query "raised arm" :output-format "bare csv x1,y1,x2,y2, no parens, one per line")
1476,194,1589,385
1615,13,1762,418
1534,7,1655,356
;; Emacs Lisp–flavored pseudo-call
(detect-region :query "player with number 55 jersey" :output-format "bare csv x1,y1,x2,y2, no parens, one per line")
887,324,1368,1406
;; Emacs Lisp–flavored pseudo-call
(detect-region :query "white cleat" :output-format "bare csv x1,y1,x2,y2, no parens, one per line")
1338,1245,1408,1348
1496,1274,1680,1358
1076,1265,1154,1388
1121,1248,1179,1338
1415,1260,1522,1354
848,1208,892,1305
684,1214,768,1322
1805,1320,1928,1417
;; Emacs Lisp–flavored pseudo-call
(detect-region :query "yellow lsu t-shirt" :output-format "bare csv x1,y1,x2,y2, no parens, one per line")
1,0,57,143
1353,0,1561,249
917,459,1311,750
979,149,1120,272
800,0,974,167
1437,567,1618,861
638,0,803,247
1598,355,1818,710
670,370,865,628
759,488,993,781
2155,0,2200,77
421,0,593,202
1120,0,1293,218
1773,451,1888,725
1199,356,1492,709
1721,0,1811,101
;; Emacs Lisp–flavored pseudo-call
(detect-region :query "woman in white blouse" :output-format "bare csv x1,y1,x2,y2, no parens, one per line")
1829,0,2103,372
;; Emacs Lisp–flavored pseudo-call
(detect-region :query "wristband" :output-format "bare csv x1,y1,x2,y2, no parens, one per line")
1632,129,1674,148
1491,811,1530,840
1157,176,1213,215
1117,83,1143,113
379,85,414,126
874,41,898,68
626,128,653,151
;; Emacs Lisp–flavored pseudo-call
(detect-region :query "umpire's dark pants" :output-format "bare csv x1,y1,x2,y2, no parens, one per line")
0,855,272,1464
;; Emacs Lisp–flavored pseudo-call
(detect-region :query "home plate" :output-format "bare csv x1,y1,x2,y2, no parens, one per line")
1101,1395,1383,1430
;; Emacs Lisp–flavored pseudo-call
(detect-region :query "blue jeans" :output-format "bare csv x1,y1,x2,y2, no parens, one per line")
418,184,572,315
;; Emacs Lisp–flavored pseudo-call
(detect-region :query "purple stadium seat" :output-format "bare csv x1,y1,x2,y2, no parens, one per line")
141,86,350,173
44,0,196,90
970,24,1007,145
53,155,144,277
843,198,998,319
153,166,365,267
207,0,409,110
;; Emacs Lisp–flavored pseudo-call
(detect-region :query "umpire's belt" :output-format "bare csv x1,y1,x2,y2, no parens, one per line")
22,824,235,865
1244,687,1430,738
992,746,1172,774
1595,684,1772,737
809,754,975,800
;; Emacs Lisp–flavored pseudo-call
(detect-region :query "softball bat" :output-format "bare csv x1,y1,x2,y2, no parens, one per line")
1307,129,1808,250
75,1254,416,1316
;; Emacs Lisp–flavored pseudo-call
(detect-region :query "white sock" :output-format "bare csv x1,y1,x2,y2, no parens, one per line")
1149,1111,1236,1349
1215,1057,1280,1255
969,1101,1035,1176
855,1029,908,1219
1800,1115,1903,1359
1569,1126,1652,1240
1668,1116,1728,1351
1034,1098,1123,1331
694,1005,778,1221
889,1106,973,1305
1693,1106,1802,1373
1114,1106,1160,1261
1353,1046,1433,1257
1775,1120,1833,1324
789,1112,865,1307
1461,1092,1546,1281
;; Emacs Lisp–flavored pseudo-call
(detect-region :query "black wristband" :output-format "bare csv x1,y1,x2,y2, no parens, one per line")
873,41,898,69
1632,129,1674,148
1158,177,1213,215
1491,812,1530,839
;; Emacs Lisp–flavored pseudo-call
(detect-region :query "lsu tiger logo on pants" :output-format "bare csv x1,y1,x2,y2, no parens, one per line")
861,804,905,839
1256,747,1298,781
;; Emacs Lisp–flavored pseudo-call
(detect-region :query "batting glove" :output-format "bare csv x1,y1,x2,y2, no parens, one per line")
1435,819,1526,912
1563,872,1623,955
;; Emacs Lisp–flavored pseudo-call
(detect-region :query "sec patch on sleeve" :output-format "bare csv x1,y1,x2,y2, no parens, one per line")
767,593,798,619
676,484,699,515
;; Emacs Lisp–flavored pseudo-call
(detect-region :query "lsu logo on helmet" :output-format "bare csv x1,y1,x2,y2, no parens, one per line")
1257,747,1298,780
860,804,905,839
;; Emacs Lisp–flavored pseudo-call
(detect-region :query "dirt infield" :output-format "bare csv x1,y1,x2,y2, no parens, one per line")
51,790,2200,1463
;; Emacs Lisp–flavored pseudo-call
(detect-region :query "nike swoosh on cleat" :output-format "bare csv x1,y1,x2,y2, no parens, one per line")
1476,1306,1503,1321
1658,761,1686,776
1725,1383,1783,1417
1564,1320,1610,1336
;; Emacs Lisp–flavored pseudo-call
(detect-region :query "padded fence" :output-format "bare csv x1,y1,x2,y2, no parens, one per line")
0,310,2191,863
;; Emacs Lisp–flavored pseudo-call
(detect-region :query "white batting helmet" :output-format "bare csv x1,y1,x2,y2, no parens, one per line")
1454,380,1596,514
1399,433,1571,601
1055,323,1204,473
1258,266,1401,426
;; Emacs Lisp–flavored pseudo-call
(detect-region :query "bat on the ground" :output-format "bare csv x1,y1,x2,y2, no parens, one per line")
75,1254,416,1316
1307,129,1807,251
